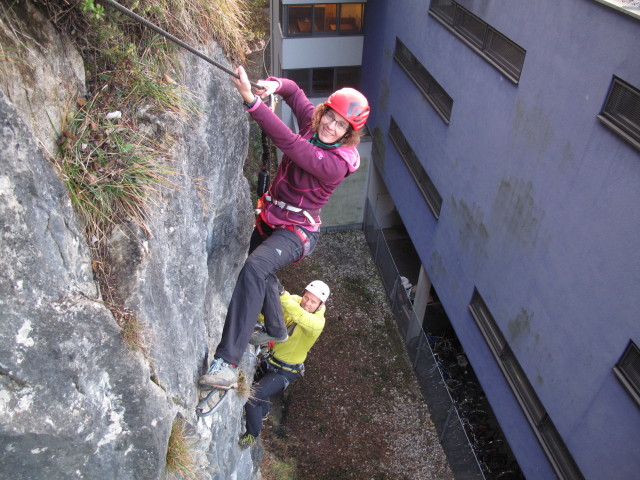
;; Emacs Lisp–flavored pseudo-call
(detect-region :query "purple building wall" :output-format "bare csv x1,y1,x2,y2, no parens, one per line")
361,0,640,478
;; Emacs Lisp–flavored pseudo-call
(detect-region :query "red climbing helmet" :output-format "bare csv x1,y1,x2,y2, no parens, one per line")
324,88,370,131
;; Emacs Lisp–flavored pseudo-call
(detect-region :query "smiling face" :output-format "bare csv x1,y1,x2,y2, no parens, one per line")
300,290,323,313
318,108,350,144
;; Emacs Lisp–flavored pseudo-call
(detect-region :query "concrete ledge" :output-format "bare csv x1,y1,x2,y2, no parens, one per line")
590,0,640,20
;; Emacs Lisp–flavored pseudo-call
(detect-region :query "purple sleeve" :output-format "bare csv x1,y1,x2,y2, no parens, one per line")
248,98,349,183
267,77,316,128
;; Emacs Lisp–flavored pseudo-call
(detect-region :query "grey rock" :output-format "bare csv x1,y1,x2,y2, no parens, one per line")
0,90,172,479
0,6,259,480
0,1,85,158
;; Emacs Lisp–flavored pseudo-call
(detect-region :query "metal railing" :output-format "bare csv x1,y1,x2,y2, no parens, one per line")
364,199,485,480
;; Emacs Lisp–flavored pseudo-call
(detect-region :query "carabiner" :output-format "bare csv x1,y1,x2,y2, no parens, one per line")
266,94,277,112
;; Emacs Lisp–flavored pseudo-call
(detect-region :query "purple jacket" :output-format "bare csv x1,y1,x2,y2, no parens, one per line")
246,77,360,231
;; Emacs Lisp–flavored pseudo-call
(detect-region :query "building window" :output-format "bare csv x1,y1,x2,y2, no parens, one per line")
283,3,365,36
283,66,360,96
393,38,453,124
388,117,442,219
469,289,585,480
614,340,640,408
597,76,640,152
429,0,526,84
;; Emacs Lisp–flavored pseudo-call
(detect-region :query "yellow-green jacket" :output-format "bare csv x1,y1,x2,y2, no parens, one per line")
258,291,325,365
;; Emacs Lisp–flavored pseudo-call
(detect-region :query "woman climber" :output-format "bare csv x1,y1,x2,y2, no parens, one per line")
198,66,369,389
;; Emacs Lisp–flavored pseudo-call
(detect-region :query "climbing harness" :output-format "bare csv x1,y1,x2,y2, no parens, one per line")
254,213,311,263
268,356,305,375
98,0,262,88
282,224,311,262
264,195,318,226
252,334,304,376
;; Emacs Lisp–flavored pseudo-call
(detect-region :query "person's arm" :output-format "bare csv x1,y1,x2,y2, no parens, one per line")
250,105,350,182
252,75,316,129
236,70,315,130
232,67,350,183
267,77,315,127
281,292,325,336
231,66,258,105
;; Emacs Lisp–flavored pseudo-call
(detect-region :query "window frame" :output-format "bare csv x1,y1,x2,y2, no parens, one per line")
393,37,453,124
469,288,585,480
282,2,366,37
428,0,526,84
283,66,361,97
614,340,640,408
597,76,640,152
388,117,442,219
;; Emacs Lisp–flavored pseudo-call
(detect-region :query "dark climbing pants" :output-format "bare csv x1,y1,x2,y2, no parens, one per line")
214,225,318,365
245,362,298,437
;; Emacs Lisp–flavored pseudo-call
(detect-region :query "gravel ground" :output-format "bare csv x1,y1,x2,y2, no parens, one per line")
259,230,454,480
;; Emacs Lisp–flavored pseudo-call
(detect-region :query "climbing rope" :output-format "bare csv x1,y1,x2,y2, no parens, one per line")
98,0,262,88
98,0,278,198
257,130,270,197
257,94,277,196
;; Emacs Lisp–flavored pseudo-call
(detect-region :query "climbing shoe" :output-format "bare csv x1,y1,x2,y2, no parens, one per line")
249,330,288,346
198,358,238,390
239,433,257,449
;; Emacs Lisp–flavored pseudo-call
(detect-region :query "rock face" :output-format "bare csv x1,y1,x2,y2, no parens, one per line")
0,4,257,479
0,1,85,157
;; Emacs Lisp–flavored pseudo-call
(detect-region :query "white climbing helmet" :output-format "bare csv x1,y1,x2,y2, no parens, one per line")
305,280,330,303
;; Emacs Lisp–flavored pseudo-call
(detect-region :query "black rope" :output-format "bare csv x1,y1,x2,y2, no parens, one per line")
257,129,271,197
98,0,261,89
98,0,274,196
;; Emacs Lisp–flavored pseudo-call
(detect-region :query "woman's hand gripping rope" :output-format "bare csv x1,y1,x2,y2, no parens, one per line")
231,66,277,109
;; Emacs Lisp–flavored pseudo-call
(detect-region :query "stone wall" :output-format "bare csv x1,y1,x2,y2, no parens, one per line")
0,3,257,478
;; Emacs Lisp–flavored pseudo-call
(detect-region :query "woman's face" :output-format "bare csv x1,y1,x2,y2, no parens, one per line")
318,108,350,144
